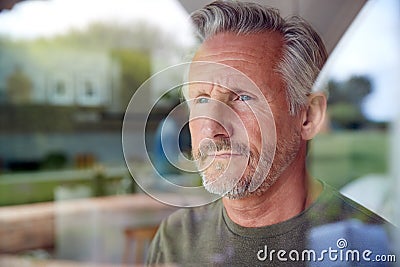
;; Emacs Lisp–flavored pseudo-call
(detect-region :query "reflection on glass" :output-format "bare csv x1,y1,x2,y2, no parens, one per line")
0,0,193,265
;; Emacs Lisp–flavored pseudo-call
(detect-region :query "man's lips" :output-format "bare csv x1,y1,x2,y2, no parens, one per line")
203,152,243,158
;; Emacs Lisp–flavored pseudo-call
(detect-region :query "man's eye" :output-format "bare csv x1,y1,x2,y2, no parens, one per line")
237,95,252,101
195,97,210,104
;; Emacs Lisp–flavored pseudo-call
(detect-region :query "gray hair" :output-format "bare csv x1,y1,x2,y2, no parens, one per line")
191,0,328,114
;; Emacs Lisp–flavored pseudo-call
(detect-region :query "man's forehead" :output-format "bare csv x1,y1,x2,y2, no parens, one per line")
189,62,255,88
189,31,283,82
189,62,242,80
187,63,269,100
193,31,283,61
187,32,284,96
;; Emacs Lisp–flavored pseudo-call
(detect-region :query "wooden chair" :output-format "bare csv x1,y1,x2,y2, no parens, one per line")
122,225,159,265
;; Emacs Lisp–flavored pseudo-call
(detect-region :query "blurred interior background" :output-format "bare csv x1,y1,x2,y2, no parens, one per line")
0,0,398,266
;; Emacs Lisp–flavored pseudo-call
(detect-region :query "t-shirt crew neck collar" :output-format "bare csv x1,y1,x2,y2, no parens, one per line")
221,181,329,238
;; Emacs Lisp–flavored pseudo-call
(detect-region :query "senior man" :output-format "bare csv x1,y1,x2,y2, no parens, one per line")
147,1,389,266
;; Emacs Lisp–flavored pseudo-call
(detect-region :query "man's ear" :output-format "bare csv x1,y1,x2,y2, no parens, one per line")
301,92,327,140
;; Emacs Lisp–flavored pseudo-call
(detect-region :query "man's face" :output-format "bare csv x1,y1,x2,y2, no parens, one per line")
188,32,303,199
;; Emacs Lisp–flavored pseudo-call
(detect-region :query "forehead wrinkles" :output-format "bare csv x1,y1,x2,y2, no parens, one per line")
195,51,260,64
188,66,256,97
193,49,262,73
189,33,285,99
189,62,234,85
194,32,284,65
190,65,241,84
191,53,280,87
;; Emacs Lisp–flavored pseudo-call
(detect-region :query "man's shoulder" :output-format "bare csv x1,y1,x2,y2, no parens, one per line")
313,182,388,225
146,199,224,265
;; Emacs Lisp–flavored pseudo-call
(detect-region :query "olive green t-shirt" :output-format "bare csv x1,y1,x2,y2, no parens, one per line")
147,183,389,266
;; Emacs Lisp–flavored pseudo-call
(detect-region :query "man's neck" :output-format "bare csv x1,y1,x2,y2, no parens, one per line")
222,153,320,228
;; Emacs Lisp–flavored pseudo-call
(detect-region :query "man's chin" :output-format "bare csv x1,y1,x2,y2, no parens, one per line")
203,179,254,200
203,174,278,200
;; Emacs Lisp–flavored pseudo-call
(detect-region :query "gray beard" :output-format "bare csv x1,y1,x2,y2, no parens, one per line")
194,133,300,199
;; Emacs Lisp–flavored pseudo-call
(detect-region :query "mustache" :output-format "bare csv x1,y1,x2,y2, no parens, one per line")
193,139,250,161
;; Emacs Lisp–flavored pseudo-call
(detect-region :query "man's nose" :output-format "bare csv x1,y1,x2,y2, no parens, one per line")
199,102,233,139
200,117,231,139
